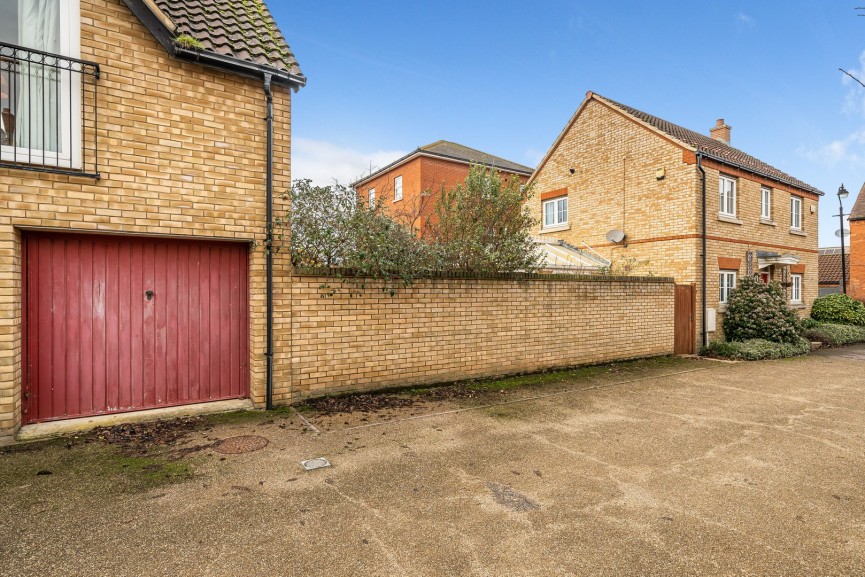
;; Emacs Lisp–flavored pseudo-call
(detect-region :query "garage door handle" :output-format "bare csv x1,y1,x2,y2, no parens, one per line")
145,290,154,300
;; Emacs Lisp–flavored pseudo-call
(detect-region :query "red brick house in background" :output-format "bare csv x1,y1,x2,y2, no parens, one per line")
818,247,850,297
849,184,865,301
352,140,533,234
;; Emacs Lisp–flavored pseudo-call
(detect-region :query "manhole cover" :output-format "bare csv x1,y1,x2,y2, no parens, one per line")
214,435,269,455
301,457,331,471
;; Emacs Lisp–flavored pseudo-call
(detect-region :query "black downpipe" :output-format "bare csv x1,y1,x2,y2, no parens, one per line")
264,74,274,410
697,153,707,350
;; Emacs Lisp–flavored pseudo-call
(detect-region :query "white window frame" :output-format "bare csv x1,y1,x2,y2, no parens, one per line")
790,274,802,304
368,188,375,208
542,196,568,228
0,0,82,170
719,270,737,304
761,187,772,220
790,196,802,230
393,175,403,202
719,175,737,217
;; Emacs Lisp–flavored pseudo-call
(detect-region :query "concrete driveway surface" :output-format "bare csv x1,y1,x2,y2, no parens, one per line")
2,348,865,576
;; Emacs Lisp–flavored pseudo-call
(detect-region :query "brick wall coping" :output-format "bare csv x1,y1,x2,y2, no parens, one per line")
293,267,674,284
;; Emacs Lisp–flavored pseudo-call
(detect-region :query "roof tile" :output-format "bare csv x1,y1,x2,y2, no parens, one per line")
594,94,823,196
154,0,302,77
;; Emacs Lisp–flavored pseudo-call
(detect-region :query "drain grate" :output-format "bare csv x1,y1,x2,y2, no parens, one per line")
214,435,269,455
301,457,331,471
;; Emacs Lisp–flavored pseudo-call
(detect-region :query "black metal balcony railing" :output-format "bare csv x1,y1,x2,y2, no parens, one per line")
0,42,100,178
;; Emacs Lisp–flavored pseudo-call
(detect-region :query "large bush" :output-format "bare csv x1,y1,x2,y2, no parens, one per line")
804,323,865,347
810,294,865,326
722,277,801,344
702,338,810,361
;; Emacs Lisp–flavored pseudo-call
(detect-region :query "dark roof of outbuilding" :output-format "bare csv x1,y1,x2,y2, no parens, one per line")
850,182,865,221
818,248,850,284
584,94,823,196
154,0,302,77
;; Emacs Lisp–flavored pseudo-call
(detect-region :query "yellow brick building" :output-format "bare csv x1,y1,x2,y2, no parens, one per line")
0,0,304,438
529,92,822,350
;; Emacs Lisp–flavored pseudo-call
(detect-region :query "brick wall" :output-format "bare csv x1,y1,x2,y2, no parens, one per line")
289,273,675,399
851,220,865,302
0,0,293,436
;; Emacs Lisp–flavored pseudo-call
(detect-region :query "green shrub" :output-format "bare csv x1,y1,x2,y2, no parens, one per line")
799,317,821,330
810,294,865,326
722,277,801,344
702,338,811,361
804,323,865,347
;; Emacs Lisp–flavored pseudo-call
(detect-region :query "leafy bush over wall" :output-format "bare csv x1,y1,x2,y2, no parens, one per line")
804,323,865,347
702,338,811,361
722,277,801,344
810,294,865,326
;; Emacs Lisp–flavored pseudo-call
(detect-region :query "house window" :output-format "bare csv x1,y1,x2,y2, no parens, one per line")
790,274,802,304
368,188,375,208
719,175,736,217
719,270,737,304
0,0,82,168
394,175,403,201
790,196,802,230
543,197,568,228
761,187,772,220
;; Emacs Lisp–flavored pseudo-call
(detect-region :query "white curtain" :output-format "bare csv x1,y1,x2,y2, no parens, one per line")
15,0,59,153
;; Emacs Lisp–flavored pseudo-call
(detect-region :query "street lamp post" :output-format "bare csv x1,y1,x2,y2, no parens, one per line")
839,184,849,295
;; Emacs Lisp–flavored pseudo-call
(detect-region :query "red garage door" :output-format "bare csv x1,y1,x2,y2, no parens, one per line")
23,233,249,424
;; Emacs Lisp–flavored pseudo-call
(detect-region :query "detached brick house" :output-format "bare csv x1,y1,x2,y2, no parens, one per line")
0,0,304,440
849,184,865,301
530,92,822,350
352,140,533,234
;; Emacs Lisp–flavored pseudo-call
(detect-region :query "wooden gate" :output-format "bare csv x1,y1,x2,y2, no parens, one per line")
23,232,250,424
674,284,696,355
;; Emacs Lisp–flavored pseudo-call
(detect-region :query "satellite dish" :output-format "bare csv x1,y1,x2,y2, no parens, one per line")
836,228,850,238
606,229,626,243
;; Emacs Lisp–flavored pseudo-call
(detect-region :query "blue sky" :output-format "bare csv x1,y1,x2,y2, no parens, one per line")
276,1,865,247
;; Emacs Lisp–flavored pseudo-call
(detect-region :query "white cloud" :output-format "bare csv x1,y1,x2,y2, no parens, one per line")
737,12,753,25
291,138,407,187
842,50,865,117
798,128,865,169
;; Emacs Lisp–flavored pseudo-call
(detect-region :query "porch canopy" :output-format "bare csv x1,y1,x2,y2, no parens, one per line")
757,251,800,269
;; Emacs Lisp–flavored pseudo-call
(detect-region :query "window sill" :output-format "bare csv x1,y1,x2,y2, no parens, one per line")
540,224,570,234
393,198,403,203
789,228,807,237
717,304,728,313
790,303,805,309
759,219,777,227
718,214,743,225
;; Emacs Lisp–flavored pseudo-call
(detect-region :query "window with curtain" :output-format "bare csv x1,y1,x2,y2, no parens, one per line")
0,0,66,156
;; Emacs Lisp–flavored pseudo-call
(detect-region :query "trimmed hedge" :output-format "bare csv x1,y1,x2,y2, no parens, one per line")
810,294,865,326
804,323,865,347
702,338,811,361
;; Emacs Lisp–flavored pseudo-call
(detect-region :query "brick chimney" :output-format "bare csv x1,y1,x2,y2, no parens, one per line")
710,119,731,144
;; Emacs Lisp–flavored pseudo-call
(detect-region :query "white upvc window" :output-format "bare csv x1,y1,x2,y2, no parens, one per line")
719,270,737,304
790,196,802,230
543,196,568,228
0,0,83,169
790,274,802,304
719,175,736,217
368,188,375,208
393,175,403,201
761,187,772,220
